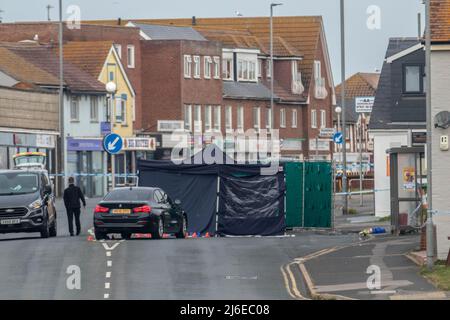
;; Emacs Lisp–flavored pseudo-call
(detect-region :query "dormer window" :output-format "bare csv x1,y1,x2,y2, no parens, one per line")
204,56,212,79
238,58,257,82
313,60,328,99
291,60,304,95
222,58,233,80
403,65,424,94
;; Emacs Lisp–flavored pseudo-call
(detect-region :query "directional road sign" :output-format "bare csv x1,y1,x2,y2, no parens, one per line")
103,133,123,155
333,132,344,145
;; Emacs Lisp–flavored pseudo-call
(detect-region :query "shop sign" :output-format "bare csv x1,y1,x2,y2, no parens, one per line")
36,134,56,148
123,138,156,151
67,138,103,152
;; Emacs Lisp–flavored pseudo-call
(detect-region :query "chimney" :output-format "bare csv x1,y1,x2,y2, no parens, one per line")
118,17,122,26
192,16,197,26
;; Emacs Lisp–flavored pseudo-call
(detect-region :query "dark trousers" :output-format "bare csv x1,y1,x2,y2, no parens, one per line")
66,207,81,235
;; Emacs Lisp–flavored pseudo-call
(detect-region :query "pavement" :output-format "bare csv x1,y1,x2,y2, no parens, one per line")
301,234,449,300
0,197,359,300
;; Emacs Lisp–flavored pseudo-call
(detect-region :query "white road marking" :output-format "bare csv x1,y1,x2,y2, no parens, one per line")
105,283,110,289
102,243,120,251
107,260,112,267
104,293,110,299
106,251,111,257
315,280,413,293
106,272,111,278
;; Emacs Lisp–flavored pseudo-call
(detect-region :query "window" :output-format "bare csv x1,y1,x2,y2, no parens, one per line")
314,61,321,79
320,110,326,128
184,55,192,78
213,56,220,79
70,96,79,121
204,56,212,79
404,65,423,93
225,106,232,132
127,45,135,68
109,71,115,82
116,99,126,124
266,108,272,129
194,105,202,132
205,105,212,131
213,105,221,131
292,109,298,128
238,59,257,81
253,107,261,130
114,44,122,58
237,106,244,131
222,58,233,80
266,59,272,78
258,59,262,78
90,97,98,122
184,105,192,131
292,60,300,82
311,109,317,128
280,108,286,128
193,56,201,78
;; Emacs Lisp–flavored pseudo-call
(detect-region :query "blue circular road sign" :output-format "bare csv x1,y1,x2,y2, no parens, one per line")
103,133,123,155
333,132,344,145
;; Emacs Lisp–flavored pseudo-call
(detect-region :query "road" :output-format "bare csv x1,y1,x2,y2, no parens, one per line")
0,198,359,300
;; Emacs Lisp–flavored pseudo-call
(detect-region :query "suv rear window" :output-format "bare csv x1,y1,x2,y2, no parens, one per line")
104,189,152,202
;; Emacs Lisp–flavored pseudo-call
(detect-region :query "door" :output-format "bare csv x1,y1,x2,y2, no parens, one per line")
159,190,180,232
41,174,56,222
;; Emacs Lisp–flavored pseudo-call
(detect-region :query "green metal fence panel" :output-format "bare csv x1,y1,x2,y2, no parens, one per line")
303,162,332,228
285,162,303,228
285,161,332,229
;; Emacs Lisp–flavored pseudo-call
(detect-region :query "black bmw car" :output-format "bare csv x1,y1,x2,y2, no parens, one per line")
93,187,187,240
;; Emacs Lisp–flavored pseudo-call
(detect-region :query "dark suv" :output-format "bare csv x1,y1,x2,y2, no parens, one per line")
0,170,57,238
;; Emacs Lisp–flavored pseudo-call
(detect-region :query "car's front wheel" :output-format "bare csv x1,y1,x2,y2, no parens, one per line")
40,212,50,238
151,217,164,240
49,217,57,237
175,215,187,239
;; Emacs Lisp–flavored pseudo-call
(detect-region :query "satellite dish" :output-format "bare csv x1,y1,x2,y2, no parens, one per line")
434,111,450,129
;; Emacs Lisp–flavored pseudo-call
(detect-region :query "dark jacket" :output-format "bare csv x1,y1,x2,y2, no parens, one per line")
63,184,86,209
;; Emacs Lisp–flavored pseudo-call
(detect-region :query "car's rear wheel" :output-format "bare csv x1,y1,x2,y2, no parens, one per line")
121,232,132,240
175,215,187,239
151,217,164,240
95,229,107,240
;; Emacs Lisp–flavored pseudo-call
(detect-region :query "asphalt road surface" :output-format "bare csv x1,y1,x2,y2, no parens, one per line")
0,198,358,300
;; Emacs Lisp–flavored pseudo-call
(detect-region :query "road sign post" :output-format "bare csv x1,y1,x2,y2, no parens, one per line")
103,133,123,190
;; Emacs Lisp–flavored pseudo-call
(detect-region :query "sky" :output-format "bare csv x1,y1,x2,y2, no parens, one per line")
0,0,425,84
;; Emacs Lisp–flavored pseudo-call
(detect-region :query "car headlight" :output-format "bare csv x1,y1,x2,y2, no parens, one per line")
28,199,43,210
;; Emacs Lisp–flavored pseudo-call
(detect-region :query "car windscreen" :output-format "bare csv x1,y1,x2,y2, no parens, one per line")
0,172,39,195
104,189,152,202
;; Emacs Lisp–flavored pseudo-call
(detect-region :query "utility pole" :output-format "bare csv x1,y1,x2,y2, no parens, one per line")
340,0,348,214
425,0,434,271
47,5,54,21
58,0,65,195
270,3,283,133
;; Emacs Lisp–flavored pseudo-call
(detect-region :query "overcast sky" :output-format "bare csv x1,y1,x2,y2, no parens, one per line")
0,0,425,84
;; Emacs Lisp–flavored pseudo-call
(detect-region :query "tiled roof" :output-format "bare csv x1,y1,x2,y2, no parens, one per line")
431,0,450,42
60,41,113,78
0,43,106,93
335,72,379,99
132,23,207,41
88,16,323,94
0,45,60,86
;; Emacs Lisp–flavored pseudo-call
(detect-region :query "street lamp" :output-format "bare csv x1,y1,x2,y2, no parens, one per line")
270,3,283,132
340,0,348,214
58,0,64,195
106,81,117,189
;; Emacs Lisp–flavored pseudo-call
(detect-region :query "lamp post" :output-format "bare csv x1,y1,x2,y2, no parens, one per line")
425,0,434,271
106,81,117,190
58,0,65,195
270,3,283,132
340,0,348,214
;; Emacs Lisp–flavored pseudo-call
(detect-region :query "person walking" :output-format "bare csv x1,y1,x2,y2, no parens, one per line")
63,177,86,236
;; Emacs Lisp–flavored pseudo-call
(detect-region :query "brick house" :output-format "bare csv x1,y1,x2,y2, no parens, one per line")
117,16,336,160
335,72,380,169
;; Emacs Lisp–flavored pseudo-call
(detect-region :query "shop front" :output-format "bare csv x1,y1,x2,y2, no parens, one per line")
66,138,107,198
0,130,57,173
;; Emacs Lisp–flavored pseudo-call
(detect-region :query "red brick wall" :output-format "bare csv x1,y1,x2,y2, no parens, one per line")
140,40,223,133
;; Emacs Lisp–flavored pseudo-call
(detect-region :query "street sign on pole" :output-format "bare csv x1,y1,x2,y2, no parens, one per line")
333,132,344,145
103,133,123,155
319,128,336,138
355,97,375,113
